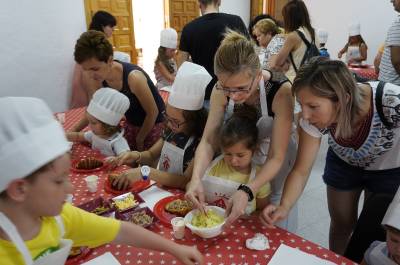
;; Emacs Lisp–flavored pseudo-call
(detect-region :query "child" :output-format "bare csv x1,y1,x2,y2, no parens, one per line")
154,28,178,91
201,106,271,214
318,29,330,58
362,188,400,265
67,87,130,157
338,23,368,65
0,97,203,265
109,62,210,190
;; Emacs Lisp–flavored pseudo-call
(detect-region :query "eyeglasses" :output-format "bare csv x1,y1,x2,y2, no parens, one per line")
215,76,256,94
162,111,187,128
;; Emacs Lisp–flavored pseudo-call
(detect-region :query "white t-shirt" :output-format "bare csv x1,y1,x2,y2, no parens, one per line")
84,130,130,157
300,82,400,170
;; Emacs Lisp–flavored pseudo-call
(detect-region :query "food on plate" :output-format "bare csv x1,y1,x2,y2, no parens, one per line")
76,157,103,170
108,173,130,191
68,247,82,257
91,205,111,215
165,199,193,216
191,209,224,228
130,210,154,227
113,193,139,211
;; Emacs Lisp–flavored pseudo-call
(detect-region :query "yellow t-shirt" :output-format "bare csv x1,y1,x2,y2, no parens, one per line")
208,159,271,211
0,203,121,265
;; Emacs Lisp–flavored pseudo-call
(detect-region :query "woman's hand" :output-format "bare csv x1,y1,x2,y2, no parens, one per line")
223,190,248,228
112,168,142,190
171,245,204,265
259,204,289,228
185,178,206,212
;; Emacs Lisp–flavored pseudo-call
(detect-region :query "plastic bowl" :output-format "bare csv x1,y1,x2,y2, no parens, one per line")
184,205,225,238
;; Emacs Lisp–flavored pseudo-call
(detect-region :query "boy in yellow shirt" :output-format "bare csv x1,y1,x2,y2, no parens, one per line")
0,97,203,265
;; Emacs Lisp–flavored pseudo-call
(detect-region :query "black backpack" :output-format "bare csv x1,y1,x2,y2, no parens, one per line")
289,30,320,72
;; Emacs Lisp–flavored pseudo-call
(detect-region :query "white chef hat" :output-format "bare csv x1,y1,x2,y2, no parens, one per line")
382,187,400,230
348,23,360,37
87,87,130,126
160,28,178,49
0,97,70,192
168,62,212,111
318,29,328,44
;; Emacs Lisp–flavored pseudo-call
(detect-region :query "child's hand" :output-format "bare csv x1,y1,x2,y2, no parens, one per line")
114,151,140,167
112,168,142,190
172,245,203,265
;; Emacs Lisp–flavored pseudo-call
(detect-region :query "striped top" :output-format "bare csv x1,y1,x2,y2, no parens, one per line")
379,16,400,85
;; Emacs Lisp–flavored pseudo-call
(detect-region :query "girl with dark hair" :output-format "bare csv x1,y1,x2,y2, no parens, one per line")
262,57,400,255
110,62,210,189
89,10,117,38
270,0,318,83
201,106,271,214
338,23,368,65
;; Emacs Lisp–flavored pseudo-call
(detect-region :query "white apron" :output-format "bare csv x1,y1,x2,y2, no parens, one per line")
369,242,397,265
91,130,125,157
158,135,195,175
0,212,73,265
226,78,298,232
201,155,257,215
346,45,361,64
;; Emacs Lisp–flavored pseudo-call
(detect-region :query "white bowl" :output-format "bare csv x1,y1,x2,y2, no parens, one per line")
184,205,226,238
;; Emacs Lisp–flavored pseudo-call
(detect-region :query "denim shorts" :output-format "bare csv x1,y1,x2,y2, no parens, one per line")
323,148,400,194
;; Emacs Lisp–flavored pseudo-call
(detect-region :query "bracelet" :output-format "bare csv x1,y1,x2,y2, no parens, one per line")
132,151,141,164
237,184,254,202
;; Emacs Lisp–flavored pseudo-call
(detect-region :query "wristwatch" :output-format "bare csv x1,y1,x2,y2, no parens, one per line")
237,184,254,202
140,165,150,180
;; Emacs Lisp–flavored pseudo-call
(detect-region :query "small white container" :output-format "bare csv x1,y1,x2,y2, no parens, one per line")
84,175,99,193
184,205,226,239
65,194,74,204
171,217,185,239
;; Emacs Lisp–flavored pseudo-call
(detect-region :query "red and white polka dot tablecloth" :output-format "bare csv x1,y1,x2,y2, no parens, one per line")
62,108,357,265
348,65,378,81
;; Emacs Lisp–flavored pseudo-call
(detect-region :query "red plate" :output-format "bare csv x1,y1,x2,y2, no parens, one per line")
153,194,188,227
104,178,151,195
115,206,158,228
65,247,92,265
70,158,107,173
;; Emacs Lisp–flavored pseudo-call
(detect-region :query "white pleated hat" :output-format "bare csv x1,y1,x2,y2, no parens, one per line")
87,87,130,126
349,23,360,37
160,28,178,49
382,187,400,229
0,97,70,192
318,29,328,44
168,62,212,110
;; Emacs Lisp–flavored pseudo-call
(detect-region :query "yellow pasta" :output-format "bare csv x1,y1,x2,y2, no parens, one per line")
114,194,138,211
191,209,224,228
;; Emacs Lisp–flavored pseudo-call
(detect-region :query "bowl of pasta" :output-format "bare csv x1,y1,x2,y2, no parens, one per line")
184,205,226,238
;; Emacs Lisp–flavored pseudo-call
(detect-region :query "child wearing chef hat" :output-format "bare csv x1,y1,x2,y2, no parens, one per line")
338,22,368,65
362,187,400,265
0,96,203,265
109,62,211,190
154,28,178,91
67,87,131,157
317,29,330,58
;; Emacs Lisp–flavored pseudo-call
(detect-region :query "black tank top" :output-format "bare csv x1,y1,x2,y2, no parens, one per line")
103,61,165,126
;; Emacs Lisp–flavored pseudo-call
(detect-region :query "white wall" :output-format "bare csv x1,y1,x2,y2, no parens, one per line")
303,0,396,64
0,0,86,112
220,0,250,26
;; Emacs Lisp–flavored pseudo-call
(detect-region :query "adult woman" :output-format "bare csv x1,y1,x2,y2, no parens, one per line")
70,11,129,109
261,57,400,254
270,0,318,83
110,62,210,189
253,18,285,71
74,30,165,151
185,30,298,232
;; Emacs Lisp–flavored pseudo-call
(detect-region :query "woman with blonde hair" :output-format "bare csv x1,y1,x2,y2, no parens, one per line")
261,57,400,254
185,30,298,232
253,18,284,71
